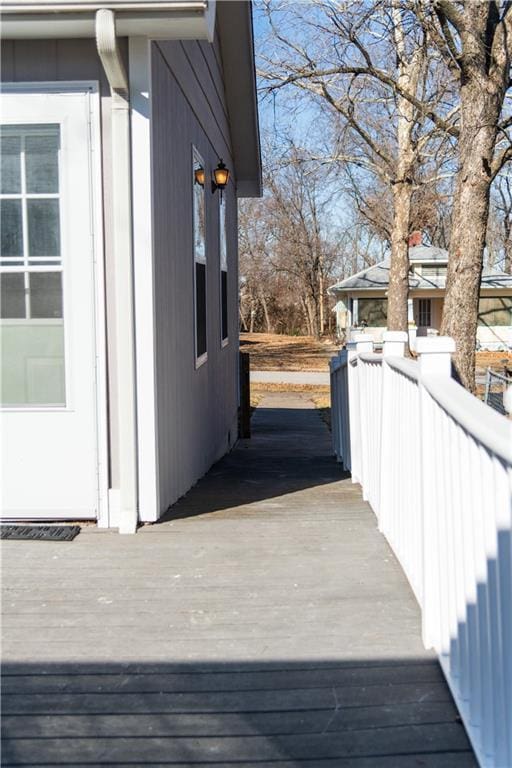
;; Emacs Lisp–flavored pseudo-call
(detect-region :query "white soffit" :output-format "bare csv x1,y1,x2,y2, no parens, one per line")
0,0,216,39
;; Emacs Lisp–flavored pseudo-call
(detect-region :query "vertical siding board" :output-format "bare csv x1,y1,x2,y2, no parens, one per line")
155,41,232,161
190,40,230,129
13,40,58,80
197,38,226,108
1,42,15,80
151,38,238,513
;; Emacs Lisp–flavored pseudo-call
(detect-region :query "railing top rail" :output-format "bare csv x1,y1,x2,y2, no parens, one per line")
384,355,420,383
424,373,512,465
358,352,383,364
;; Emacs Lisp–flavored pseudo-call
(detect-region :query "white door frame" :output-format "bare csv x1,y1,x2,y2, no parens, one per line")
1,81,109,524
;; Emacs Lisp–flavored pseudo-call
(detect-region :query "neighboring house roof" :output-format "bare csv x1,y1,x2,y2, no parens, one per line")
329,258,512,294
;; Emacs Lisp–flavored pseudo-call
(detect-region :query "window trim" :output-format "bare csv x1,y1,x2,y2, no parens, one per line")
219,192,229,348
192,145,207,368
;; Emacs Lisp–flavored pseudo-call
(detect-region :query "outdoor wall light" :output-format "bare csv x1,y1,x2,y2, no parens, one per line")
212,159,230,197
194,167,205,187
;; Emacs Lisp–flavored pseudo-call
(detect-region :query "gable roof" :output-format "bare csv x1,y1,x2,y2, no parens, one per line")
408,244,448,262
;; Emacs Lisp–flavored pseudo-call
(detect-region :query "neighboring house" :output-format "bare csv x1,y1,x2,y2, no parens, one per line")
329,234,512,351
0,1,261,532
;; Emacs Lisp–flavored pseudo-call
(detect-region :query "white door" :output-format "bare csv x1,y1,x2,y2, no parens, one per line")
1,86,102,519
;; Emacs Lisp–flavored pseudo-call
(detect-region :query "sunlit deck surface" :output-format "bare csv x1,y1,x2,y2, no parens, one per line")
1,392,476,766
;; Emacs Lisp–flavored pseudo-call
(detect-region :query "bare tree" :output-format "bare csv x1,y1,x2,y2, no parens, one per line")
257,2,511,386
239,153,341,337
258,1,453,335
416,1,512,389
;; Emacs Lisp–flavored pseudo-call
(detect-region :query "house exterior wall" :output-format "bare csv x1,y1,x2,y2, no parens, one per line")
150,39,239,514
1,38,124,491
335,289,512,350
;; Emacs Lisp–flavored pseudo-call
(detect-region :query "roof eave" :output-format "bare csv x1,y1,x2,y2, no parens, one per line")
217,1,262,198
0,0,216,38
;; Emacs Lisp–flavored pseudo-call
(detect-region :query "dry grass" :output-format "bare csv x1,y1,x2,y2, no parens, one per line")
250,382,332,430
251,382,330,394
240,332,338,372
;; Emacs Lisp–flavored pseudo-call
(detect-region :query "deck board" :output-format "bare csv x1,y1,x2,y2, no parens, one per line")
1,392,476,766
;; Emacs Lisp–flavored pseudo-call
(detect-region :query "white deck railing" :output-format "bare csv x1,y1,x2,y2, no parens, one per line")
330,332,512,768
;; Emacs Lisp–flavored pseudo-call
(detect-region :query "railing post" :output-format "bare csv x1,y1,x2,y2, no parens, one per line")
417,336,455,650
379,332,407,534
337,349,348,467
347,333,373,485
239,351,251,439
353,334,374,492
417,336,455,377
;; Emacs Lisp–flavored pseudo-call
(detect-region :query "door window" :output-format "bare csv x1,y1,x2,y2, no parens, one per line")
0,125,65,406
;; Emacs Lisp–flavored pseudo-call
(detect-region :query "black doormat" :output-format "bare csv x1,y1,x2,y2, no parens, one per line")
0,525,81,541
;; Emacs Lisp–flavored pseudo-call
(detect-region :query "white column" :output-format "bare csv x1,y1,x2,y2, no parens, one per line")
408,298,417,350
130,37,160,524
352,297,359,326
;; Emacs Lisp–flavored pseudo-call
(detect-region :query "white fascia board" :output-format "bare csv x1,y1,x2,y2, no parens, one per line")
1,0,216,39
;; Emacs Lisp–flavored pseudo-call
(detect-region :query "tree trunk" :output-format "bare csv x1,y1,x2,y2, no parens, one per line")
387,11,422,333
441,85,503,390
260,293,273,333
388,179,412,331
319,270,325,335
504,218,512,275
249,299,257,333
239,305,248,332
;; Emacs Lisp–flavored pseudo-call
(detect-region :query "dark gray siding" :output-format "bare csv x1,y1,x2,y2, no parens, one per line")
151,39,239,512
1,39,122,490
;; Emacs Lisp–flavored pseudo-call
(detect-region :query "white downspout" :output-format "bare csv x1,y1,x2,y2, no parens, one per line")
96,8,138,533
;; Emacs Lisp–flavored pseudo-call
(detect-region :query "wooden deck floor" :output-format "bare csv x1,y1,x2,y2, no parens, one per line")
1,393,476,766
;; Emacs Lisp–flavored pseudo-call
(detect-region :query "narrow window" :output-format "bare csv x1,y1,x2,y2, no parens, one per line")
193,148,207,365
219,194,228,345
0,125,66,406
418,298,432,327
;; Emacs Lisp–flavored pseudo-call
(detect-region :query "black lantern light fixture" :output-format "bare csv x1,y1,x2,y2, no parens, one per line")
194,166,205,187
212,159,230,198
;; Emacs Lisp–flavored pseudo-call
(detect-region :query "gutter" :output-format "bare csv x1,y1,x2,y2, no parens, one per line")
1,0,216,38
96,8,138,533
3,1,207,9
